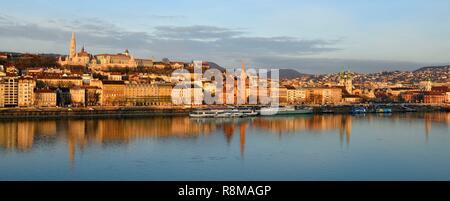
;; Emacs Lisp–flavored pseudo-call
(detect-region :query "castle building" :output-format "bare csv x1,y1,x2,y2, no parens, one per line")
58,32,139,69
58,32,93,66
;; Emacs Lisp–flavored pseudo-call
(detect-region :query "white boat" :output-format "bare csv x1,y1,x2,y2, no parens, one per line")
239,109,258,117
189,108,257,118
216,112,232,118
189,110,224,118
259,106,313,116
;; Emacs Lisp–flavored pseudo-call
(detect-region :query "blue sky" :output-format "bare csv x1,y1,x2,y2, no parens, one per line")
1,0,450,73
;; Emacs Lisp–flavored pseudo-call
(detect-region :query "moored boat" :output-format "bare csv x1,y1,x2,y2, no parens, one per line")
259,106,313,116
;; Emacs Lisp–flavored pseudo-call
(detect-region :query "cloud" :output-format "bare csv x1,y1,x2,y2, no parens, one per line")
3,14,433,73
153,25,244,40
249,56,442,73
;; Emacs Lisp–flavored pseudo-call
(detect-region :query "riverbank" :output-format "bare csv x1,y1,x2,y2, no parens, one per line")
0,104,448,119
0,107,191,120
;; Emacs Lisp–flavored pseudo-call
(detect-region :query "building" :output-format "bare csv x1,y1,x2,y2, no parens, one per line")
58,32,92,66
339,70,353,95
136,59,154,68
101,80,125,106
0,81,4,107
58,32,138,69
170,62,185,69
424,92,446,104
85,86,102,106
305,87,342,105
108,72,123,81
171,84,203,106
18,77,36,107
286,86,307,104
91,50,138,70
2,77,18,107
69,87,86,107
446,92,450,103
35,89,57,107
37,75,83,88
153,62,168,69
123,82,173,106
342,95,363,104
56,88,71,107
401,91,423,103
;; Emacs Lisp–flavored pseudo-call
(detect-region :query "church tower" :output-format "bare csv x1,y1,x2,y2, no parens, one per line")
339,67,353,95
69,32,76,59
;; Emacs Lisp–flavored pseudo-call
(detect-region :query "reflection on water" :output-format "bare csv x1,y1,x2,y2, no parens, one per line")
1,113,449,162
0,113,449,180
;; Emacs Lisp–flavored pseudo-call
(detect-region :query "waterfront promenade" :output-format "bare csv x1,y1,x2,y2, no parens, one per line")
0,103,448,119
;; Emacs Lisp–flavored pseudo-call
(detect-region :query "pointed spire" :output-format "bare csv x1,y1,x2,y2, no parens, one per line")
69,32,76,58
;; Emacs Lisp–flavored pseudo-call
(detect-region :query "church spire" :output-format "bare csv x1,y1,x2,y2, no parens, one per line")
69,32,76,58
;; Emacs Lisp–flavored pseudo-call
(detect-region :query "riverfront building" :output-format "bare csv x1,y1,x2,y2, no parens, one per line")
18,77,36,107
35,89,57,107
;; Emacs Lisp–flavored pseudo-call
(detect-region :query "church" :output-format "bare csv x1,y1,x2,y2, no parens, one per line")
58,32,139,69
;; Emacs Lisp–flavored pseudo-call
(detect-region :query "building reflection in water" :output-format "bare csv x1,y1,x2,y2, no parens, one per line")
0,113,448,164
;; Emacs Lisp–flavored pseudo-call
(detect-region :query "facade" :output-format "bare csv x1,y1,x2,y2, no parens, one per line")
37,75,83,88
171,84,203,106
85,87,102,106
136,59,154,68
18,77,36,107
124,83,173,106
69,87,86,107
446,92,450,103
401,91,422,103
424,92,446,104
2,77,18,107
101,80,125,106
0,81,4,107
286,86,307,104
108,73,123,81
305,87,342,105
90,50,138,70
35,89,57,107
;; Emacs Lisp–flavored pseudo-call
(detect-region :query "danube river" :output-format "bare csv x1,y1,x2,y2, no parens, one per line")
0,113,449,180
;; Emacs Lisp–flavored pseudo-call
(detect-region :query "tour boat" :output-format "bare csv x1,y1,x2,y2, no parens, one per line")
189,108,258,118
189,110,223,118
259,106,314,116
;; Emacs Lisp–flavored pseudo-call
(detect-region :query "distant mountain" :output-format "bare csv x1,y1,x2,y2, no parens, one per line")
208,62,226,72
270,68,311,80
413,65,450,72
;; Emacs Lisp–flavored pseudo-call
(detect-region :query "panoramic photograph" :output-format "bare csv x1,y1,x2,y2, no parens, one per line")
0,0,449,199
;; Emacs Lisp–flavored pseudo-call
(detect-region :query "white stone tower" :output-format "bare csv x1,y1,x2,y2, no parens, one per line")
69,32,76,59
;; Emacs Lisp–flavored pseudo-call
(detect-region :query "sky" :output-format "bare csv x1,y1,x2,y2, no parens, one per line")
1,0,450,73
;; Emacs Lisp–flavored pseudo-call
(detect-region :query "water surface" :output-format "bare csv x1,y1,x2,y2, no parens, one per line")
0,113,449,180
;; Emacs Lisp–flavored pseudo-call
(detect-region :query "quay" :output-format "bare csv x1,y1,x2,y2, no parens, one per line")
0,103,448,119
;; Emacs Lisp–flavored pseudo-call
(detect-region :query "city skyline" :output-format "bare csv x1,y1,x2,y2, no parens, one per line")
1,0,450,73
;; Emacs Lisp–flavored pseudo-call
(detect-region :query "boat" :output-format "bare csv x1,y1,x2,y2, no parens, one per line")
401,105,416,112
376,107,392,113
189,110,223,118
240,109,259,117
189,108,257,118
259,106,313,116
351,106,367,114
